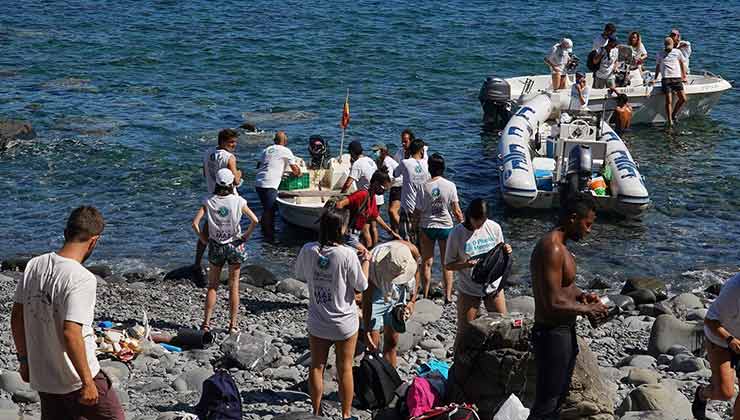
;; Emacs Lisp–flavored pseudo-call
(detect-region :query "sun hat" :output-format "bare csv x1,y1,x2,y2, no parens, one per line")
374,241,417,286
216,168,235,186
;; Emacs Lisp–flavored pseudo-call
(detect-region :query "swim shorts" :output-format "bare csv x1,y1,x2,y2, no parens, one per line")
661,77,684,93
369,284,408,332
208,239,248,266
421,227,453,241
389,186,402,203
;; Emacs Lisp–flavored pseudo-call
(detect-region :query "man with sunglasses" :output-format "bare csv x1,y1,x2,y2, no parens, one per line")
11,206,124,419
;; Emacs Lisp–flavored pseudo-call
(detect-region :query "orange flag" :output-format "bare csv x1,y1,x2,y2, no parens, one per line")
340,92,350,129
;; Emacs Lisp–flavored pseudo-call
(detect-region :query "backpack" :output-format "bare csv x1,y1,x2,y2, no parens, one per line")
586,49,600,72
194,370,242,420
471,243,513,295
407,377,441,418
412,404,480,420
353,352,403,410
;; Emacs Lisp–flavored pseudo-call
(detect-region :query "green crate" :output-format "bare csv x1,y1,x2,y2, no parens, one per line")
278,173,309,191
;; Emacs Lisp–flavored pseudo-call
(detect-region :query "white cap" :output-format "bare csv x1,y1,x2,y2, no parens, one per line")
561,38,573,52
374,242,417,285
216,168,235,186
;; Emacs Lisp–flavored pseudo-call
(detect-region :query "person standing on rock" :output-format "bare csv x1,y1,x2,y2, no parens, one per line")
295,205,368,420
10,206,125,419
692,272,740,420
445,198,512,351
528,193,608,420
362,240,419,367
254,130,301,243
192,168,259,334
195,128,243,280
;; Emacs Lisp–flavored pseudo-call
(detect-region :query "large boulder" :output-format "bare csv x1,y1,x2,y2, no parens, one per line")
241,264,278,288
276,278,309,300
506,296,535,315
0,371,39,403
409,299,443,324
447,314,614,419
669,293,703,318
616,384,692,419
621,278,668,302
647,315,704,357
171,367,213,394
0,119,36,151
221,330,280,370
1,255,35,272
163,265,206,287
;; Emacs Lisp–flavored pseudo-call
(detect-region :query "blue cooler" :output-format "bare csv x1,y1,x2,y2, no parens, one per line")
535,169,553,191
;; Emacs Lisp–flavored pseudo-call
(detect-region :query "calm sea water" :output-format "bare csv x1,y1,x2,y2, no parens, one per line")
1,1,738,290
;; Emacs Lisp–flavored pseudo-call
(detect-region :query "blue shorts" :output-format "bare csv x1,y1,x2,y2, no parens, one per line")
208,239,248,266
344,230,362,249
256,187,278,211
369,285,408,332
421,227,453,241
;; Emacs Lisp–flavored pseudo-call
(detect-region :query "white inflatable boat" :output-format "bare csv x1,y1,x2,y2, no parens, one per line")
276,154,352,231
498,93,649,217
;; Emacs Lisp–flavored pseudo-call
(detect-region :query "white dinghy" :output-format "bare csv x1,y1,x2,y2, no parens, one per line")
498,92,649,217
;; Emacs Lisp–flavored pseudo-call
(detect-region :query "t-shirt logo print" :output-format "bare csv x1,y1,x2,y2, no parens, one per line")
217,206,230,217
431,187,441,200
414,164,423,174
317,255,330,270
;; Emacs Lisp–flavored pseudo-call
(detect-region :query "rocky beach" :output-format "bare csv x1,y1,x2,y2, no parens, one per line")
0,256,737,419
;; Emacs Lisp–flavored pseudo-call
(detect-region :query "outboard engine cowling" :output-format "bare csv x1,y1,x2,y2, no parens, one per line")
479,76,513,130
562,145,593,202
308,135,331,169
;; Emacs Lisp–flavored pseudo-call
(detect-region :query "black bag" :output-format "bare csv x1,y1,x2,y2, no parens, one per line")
194,370,242,419
354,352,403,410
586,49,600,72
471,243,513,294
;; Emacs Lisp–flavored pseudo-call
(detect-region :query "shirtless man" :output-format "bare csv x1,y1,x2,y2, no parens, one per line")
528,193,608,420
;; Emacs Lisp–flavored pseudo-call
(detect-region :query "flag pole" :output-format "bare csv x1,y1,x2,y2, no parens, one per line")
339,88,348,163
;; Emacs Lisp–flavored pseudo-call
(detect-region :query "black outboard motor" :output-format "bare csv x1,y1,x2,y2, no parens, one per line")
561,145,593,204
479,76,513,130
308,135,330,169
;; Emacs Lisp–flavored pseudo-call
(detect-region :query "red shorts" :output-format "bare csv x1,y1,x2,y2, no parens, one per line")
39,371,124,420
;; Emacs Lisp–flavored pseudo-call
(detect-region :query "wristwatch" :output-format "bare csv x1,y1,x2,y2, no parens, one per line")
727,335,735,346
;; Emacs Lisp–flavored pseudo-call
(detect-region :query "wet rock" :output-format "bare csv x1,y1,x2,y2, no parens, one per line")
616,384,692,419
666,345,690,356
623,316,654,331
171,367,213,394
221,330,280,370
87,264,112,278
0,371,39,403
588,275,611,290
409,299,443,324
123,271,160,283
276,278,309,300
626,289,657,305
506,296,535,315
241,264,278,288
621,277,668,301
625,368,660,386
609,295,636,312
647,315,703,357
638,302,674,318
0,119,36,151
619,355,656,369
163,265,206,288
1,256,35,271
669,353,703,373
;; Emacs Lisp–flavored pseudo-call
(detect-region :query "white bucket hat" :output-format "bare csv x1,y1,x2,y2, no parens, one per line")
374,242,417,286
561,37,573,53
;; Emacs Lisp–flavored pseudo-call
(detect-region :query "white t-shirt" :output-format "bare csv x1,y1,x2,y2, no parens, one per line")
13,253,100,394
595,48,619,80
205,194,248,244
349,155,385,205
592,34,608,51
382,155,402,188
445,220,504,298
569,84,591,110
705,273,740,348
255,144,297,189
415,177,460,229
203,148,234,194
393,145,429,166
296,243,368,341
394,157,430,213
547,44,569,72
630,42,647,60
656,49,686,79
678,41,691,74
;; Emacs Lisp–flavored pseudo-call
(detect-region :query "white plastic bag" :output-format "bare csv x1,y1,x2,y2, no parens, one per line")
493,394,530,420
